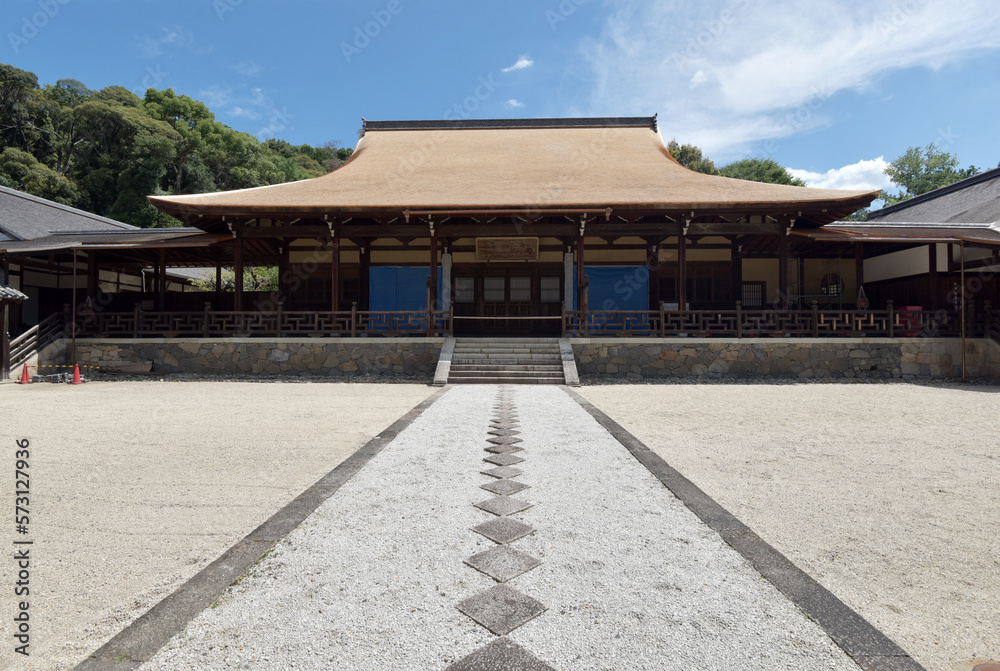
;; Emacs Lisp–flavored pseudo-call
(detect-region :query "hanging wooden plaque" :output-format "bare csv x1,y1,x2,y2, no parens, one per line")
475,237,539,261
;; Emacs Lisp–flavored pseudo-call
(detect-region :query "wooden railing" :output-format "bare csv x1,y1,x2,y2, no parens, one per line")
9,312,65,369
563,301,962,338
63,301,986,340
74,304,453,338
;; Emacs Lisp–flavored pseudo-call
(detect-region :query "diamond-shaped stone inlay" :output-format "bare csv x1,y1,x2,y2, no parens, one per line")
445,637,556,671
465,545,542,582
471,516,535,544
488,428,521,437
474,495,532,516
480,478,530,496
483,453,524,466
487,435,523,446
484,444,523,455
481,465,523,479
456,584,547,635
490,423,519,431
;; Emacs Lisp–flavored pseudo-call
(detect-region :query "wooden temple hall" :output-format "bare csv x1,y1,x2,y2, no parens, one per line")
3,116,1000,352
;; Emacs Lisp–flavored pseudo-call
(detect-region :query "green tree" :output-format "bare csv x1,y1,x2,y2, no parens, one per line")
718,157,806,186
667,139,718,174
882,144,980,204
191,266,279,292
0,147,79,204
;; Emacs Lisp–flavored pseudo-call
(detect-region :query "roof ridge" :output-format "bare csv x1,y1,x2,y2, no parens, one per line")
0,184,137,232
361,116,658,134
868,164,1000,220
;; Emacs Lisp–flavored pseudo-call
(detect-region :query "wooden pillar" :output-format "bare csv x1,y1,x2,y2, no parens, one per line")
429,233,438,311
215,253,223,307
855,242,865,290
360,242,371,311
157,248,167,311
278,241,290,303
928,243,938,310
576,234,586,312
329,235,340,313
87,251,99,301
233,237,244,312
677,234,687,310
1,302,10,381
646,239,660,309
730,238,742,306
778,230,789,309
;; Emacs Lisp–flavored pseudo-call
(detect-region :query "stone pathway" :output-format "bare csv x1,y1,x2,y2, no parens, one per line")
140,386,875,670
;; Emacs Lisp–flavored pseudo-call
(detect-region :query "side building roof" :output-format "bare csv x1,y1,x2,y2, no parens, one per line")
866,166,1000,225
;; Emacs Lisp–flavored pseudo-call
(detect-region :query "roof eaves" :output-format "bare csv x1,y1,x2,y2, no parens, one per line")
867,165,1000,221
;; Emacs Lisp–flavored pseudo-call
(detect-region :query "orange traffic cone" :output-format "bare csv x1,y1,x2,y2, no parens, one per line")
18,363,30,384
71,364,82,385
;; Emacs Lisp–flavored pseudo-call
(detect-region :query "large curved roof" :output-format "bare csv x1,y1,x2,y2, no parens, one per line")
149,117,878,226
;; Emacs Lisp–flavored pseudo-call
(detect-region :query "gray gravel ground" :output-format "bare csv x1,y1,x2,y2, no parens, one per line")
0,381,436,671
577,383,1000,671
143,385,861,671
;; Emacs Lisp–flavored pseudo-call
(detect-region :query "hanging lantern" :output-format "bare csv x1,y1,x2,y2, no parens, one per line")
857,285,869,310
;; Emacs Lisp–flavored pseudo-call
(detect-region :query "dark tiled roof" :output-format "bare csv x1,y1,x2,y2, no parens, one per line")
0,284,29,302
0,185,136,241
867,166,1000,224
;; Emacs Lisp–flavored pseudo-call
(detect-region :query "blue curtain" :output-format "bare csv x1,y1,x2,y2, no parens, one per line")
368,267,444,311
573,266,650,311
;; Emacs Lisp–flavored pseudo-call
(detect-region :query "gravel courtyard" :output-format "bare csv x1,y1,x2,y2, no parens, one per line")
0,380,996,670
578,383,1000,671
0,381,436,671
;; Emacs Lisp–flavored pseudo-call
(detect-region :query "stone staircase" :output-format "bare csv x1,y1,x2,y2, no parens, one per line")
434,338,578,385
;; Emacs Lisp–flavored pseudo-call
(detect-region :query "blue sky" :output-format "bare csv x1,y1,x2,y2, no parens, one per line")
3,0,999,192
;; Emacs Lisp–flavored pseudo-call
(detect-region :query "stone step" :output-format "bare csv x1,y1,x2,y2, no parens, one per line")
453,349,559,356
452,353,562,361
446,376,565,384
449,369,561,378
450,364,564,372
455,338,560,344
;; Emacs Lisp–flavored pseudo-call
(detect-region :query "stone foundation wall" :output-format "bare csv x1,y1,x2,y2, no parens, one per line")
59,338,444,379
573,338,999,380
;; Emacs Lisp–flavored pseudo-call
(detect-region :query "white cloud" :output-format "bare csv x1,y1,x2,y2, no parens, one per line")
789,157,893,191
582,0,1000,156
228,106,260,120
136,26,194,58
502,55,534,72
232,61,264,77
505,99,526,108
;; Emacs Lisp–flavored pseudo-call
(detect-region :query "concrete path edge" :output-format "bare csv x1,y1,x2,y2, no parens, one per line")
564,387,927,671
73,386,451,671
